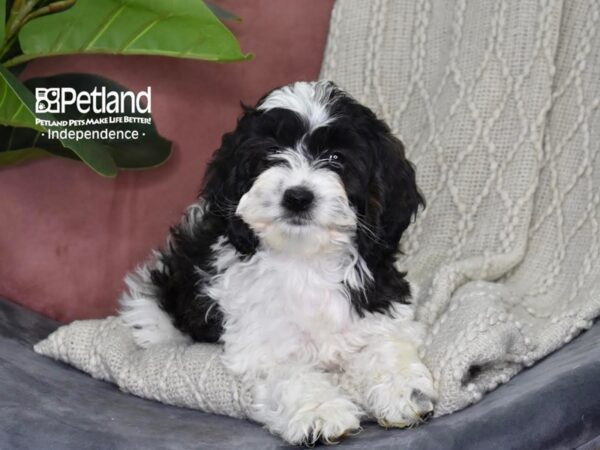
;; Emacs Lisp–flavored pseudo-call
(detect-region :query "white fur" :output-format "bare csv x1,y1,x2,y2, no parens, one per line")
250,363,362,444
205,236,435,443
343,305,435,427
119,264,190,348
236,148,357,256
258,81,335,131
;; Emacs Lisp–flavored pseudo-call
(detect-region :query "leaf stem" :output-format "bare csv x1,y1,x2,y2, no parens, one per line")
22,0,77,25
5,0,26,32
5,0,39,40
2,0,77,65
0,35,18,60
3,53,30,68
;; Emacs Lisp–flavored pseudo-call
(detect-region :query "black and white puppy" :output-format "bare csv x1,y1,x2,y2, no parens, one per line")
120,81,436,444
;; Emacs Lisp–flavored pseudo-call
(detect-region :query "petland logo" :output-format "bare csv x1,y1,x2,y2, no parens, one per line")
35,86,152,114
34,86,153,141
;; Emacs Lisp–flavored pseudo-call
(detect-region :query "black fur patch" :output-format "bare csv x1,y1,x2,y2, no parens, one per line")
150,210,225,343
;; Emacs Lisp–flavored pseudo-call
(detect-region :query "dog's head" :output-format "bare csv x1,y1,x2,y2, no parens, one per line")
202,81,423,281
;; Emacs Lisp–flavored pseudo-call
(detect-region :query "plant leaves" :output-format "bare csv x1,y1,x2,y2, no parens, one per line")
0,70,117,175
0,127,118,175
0,0,5,45
11,0,251,67
205,2,241,22
0,73,171,172
0,64,43,130
0,146,50,165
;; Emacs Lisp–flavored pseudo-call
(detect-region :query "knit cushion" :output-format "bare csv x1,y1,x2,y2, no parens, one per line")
34,317,368,419
34,317,250,418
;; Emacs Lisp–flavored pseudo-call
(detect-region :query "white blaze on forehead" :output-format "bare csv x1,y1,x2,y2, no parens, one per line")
258,81,335,131
269,147,311,171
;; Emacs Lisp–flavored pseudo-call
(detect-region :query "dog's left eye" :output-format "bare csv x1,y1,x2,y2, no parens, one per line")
328,151,344,167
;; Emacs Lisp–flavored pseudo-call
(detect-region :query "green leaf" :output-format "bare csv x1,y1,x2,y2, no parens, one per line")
0,125,118,176
0,0,6,44
47,135,118,176
206,2,241,22
0,73,171,173
0,146,50,166
11,0,251,67
0,64,44,130
0,68,117,176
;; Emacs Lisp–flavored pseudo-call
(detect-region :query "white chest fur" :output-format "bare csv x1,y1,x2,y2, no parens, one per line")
205,241,368,375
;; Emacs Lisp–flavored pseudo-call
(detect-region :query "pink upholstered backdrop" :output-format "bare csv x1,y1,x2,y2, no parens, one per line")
0,0,335,322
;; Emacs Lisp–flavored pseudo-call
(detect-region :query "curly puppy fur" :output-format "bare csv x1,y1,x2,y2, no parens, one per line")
120,81,436,445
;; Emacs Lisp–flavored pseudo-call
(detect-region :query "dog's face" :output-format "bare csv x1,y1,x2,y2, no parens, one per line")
236,147,356,254
203,81,423,263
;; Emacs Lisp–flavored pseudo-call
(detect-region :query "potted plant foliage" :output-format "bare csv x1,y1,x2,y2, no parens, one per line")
0,0,251,176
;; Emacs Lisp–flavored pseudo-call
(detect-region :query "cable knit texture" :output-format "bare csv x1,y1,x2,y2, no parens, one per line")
35,0,600,418
321,0,600,414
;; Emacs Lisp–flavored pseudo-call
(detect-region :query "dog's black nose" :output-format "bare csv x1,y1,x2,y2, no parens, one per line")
282,186,315,212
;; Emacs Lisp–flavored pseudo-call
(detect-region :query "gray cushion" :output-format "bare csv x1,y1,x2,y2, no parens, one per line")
1,297,599,450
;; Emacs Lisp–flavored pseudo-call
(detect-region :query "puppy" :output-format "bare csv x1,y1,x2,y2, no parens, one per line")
120,81,436,444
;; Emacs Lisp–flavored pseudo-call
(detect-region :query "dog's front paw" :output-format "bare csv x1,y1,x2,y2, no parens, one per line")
282,396,362,445
367,362,436,428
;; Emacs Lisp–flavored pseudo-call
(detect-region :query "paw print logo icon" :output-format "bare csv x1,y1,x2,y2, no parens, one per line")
35,88,61,113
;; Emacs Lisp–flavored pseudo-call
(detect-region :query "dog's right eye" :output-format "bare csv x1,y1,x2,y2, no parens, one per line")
327,151,345,168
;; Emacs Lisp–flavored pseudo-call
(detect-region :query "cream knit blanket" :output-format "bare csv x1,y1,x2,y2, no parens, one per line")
322,0,600,413
36,0,600,418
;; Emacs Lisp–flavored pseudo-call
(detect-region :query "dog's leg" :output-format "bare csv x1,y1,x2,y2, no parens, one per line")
119,264,190,348
344,313,436,428
247,364,363,445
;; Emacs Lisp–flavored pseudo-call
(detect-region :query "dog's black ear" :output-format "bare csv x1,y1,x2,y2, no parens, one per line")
377,133,424,252
351,129,424,314
358,132,424,265
201,117,260,256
